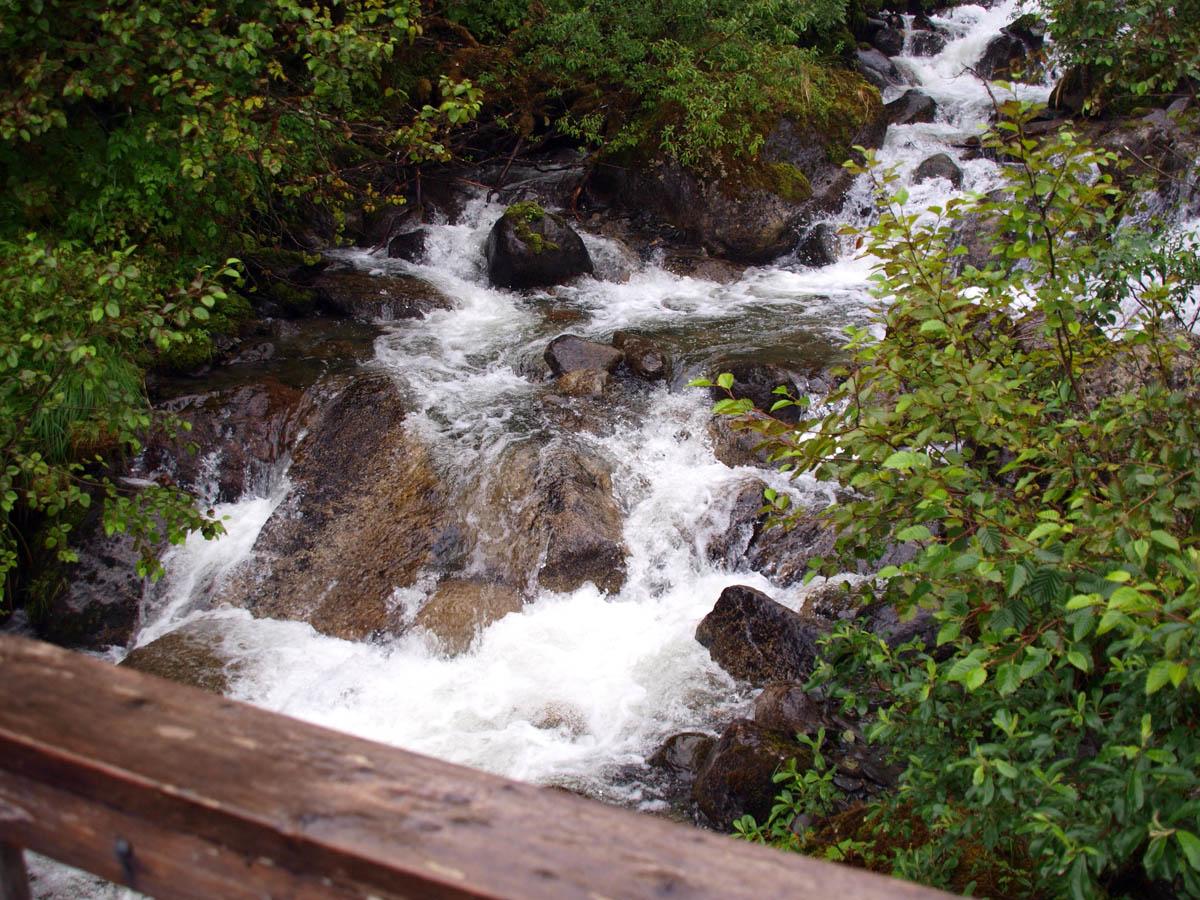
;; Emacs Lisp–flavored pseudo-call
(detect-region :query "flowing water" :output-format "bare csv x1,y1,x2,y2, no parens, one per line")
32,4,1059,896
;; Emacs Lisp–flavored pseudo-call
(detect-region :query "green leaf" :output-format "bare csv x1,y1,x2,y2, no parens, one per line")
716,372,734,390
882,451,929,471
1150,530,1180,551
1178,831,1200,871
1067,649,1090,672
895,524,931,542
1146,660,1172,695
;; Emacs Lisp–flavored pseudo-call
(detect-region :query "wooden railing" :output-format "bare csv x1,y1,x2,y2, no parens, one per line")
0,636,951,899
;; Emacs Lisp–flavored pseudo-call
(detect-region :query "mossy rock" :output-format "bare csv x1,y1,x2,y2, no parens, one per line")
485,203,594,289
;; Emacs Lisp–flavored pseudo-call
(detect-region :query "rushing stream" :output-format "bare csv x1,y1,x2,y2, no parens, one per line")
33,3,1057,896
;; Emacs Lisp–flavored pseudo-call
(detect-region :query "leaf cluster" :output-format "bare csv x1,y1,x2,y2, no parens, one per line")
716,103,1200,896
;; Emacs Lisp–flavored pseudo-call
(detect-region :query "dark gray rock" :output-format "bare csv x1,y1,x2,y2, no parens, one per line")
883,89,938,127
910,28,947,57
793,222,839,268
545,335,624,376
612,332,669,381
913,152,964,189
485,204,594,289
855,48,902,89
871,26,905,57
36,511,144,650
976,32,1026,79
695,585,823,684
648,732,716,774
692,719,809,827
386,228,429,262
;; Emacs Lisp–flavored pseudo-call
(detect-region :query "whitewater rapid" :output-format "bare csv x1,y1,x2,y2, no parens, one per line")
31,3,1063,896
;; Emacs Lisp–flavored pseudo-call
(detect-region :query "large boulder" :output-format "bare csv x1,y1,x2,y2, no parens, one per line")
855,48,902,89
910,28,947,58
415,579,525,655
544,335,624,376
695,585,823,683
476,440,628,595
753,682,829,737
793,222,839,268
883,89,938,127
485,202,594,289
692,719,810,827
870,26,905,58
313,269,452,322
120,618,240,694
386,228,430,263
586,97,885,264
224,374,460,640
913,152,964,189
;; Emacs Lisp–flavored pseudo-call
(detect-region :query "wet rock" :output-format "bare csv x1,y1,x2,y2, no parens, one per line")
485,202,594,289
555,369,610,398
695,585,823,684
35,511,144,650
478,440,627,595
910,28,947,58
913,152,963,189
706,414,774,469
612,332,669,381
692,719,810,827
120,618,240,694
871,26,905,57
1005,14,1047,49
386,228,429,263
586,104,884,264
227,374,457,640
793,222,839,268
883,89,938,127
648,732,717,774
415,579,524,655
313,269,452,322
662,252,746,284
855,48,902,89
975,32,1027,80
754,683,829,737
545,335,624,376
144,376,311,503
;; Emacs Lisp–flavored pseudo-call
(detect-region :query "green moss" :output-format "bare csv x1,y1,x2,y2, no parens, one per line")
503,201,560,254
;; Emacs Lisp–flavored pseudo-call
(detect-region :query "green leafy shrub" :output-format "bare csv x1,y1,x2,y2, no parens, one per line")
1044,0,1200,109
0,238,236,592
459,0,875,175
715,103,1200,896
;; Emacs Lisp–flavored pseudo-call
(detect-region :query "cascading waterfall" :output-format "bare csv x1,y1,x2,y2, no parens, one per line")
30,3,1083,896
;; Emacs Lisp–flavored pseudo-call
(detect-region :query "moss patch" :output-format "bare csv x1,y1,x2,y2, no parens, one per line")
503,200,560,254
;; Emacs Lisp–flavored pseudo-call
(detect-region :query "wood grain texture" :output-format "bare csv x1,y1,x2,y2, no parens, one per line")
0,636,955,899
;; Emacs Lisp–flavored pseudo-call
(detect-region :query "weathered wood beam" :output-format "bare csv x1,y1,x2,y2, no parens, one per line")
0,636,953,899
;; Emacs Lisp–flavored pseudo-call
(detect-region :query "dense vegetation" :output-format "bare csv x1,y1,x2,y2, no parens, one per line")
1044,0,1200,110
720,102,1200,896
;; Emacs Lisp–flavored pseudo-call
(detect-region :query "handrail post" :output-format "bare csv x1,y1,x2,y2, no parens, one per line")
0,843,30,900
